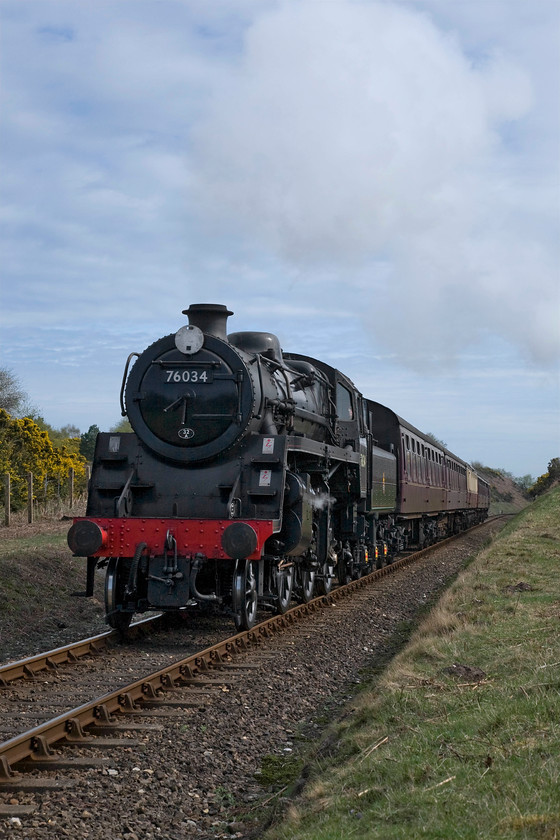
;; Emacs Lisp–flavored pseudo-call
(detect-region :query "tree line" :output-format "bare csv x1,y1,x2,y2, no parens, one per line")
528,458,560,498
0,368,121,512
1,366,557,508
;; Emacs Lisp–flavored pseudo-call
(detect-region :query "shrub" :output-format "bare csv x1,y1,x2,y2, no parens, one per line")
0,409,87,511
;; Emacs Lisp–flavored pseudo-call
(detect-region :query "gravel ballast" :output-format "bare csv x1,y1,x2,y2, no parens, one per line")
0,518,506,838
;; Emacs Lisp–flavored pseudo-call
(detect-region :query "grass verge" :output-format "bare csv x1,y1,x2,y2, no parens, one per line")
0,532,69,557
0,525,105,661
262,489,560,840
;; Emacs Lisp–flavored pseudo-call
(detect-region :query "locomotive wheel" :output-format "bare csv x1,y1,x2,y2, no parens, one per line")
274,562,294,614
315,559,335,596
337,559,352,586
297,566,316,603
232,559,258,631
104,557,133,634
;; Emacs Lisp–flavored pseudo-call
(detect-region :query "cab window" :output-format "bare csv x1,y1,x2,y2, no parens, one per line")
336,383,354,420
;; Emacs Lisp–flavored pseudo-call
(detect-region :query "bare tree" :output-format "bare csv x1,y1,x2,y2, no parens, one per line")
0,367,27,415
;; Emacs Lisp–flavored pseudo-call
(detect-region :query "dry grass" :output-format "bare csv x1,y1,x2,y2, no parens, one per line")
0,510,105,662
263,488,560,840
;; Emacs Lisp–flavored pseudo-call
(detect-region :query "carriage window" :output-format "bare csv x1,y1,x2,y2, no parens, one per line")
336,383,354,420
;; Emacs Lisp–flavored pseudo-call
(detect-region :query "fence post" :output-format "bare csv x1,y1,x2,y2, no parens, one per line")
69,467,74,510
4,473,10,527
27,472,33,524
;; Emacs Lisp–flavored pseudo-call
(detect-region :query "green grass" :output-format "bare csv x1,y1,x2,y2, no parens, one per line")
0,532,68,556
261,489,560,840
255,754,305,789
0,524,104,660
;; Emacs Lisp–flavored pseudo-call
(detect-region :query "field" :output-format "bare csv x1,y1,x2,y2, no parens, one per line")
261,488,560,840
0,512,107,663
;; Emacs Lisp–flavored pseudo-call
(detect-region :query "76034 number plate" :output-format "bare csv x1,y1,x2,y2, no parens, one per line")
164,369,213,383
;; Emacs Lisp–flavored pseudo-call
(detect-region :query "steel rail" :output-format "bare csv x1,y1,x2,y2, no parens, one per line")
0,614,162,686
0,517,501,780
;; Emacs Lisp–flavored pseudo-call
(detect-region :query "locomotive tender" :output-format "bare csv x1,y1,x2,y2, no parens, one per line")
68,304,490,632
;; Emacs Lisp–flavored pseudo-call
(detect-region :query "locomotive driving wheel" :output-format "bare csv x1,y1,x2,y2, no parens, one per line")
274,559,294,614
104,557,134,634
232,559,258,631
296,564,316,603
337,555,353,586
315,557,335,596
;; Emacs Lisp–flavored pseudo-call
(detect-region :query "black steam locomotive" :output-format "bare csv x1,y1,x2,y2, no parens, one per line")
68,304,489,632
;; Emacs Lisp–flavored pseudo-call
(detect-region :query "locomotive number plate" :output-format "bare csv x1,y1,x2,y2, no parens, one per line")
164,369,214,384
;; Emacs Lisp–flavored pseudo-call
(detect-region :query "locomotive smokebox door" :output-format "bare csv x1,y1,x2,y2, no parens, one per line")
123,321,257,464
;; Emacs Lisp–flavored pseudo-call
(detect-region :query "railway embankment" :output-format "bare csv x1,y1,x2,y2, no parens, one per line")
0,517,108,664
478,467,528,515
260,487,560,840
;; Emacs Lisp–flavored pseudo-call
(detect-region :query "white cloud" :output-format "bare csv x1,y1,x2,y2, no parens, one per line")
190,0,558,365
0,0,557,476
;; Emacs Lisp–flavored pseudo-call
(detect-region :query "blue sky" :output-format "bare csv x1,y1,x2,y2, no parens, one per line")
1,0,558,479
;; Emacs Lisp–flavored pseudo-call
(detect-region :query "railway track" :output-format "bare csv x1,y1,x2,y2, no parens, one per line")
0,616,163,688
0,518,507,828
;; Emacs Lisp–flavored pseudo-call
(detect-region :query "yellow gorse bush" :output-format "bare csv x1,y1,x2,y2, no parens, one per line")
0,409,87,510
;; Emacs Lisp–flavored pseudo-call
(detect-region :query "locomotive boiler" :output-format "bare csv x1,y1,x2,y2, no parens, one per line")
68,304,489,632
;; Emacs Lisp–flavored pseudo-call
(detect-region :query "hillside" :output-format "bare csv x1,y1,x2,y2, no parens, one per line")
477,467,528,515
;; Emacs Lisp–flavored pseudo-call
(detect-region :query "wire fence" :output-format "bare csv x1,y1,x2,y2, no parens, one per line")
2,467,90,526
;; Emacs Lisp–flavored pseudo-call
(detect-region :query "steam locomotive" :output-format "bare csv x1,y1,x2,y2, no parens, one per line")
68,304,489,632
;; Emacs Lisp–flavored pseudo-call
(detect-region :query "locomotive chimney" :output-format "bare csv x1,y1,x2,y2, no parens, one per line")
182,304,233,341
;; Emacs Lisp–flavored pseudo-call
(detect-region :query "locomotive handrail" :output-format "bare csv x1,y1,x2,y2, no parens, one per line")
119,353,139,417
115,468,135,518
252,354,264,420
151,360,221,368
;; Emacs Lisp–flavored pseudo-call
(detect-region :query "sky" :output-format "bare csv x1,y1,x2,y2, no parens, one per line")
0,0,558,480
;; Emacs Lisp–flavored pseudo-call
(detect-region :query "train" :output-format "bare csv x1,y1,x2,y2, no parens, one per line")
68,304,490,632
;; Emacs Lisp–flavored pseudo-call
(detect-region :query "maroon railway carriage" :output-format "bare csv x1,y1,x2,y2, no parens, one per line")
366,401,490,546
